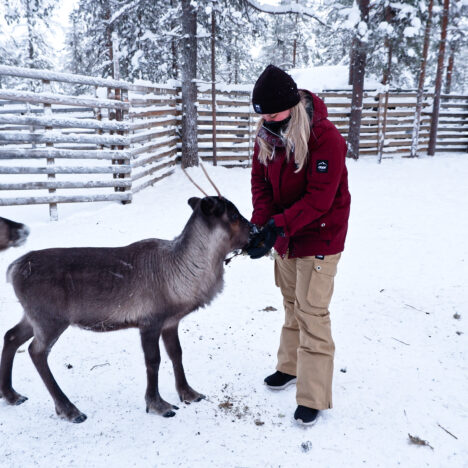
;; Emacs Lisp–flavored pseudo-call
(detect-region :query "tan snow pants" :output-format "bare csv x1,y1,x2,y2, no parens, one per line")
274,252,341,410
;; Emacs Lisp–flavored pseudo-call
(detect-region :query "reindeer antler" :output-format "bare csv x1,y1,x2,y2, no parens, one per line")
199,161,222,197
182,166,209,197
182,161,222,198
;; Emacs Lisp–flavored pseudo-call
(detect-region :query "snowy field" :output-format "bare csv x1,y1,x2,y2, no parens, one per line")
0,153,467,468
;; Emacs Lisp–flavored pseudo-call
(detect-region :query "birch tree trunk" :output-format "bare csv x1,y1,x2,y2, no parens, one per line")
347,0,369,160
181,0,198,168
427,0,451,156
410,0,434,158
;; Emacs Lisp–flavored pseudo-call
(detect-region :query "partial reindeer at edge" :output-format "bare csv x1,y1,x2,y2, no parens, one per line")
0,217,29,252
0,196,252,423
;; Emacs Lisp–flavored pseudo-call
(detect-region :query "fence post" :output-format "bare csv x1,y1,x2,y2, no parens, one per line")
43,79,58,221
211,9,217,166
211,84,217,166
110,32,130,202
120,87,131,202
377,91,389,163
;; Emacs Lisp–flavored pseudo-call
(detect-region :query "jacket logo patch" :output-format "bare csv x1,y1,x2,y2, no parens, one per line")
317,160,328,173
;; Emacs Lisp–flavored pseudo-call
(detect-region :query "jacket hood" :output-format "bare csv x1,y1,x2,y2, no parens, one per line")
299,89,328,124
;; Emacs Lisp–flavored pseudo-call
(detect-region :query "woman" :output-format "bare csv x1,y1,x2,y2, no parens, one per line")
247,64,351,426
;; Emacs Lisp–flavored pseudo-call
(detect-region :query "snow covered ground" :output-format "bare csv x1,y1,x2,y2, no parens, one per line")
0,153,467,468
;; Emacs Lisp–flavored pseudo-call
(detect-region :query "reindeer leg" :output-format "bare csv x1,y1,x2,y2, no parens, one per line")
28,320,86,423
0,317,33,405
140,325,179,417
162,323,205,404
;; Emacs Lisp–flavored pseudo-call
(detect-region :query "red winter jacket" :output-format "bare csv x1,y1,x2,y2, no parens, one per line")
250,90,351,258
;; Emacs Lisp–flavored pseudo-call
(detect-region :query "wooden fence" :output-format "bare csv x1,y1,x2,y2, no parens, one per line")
196,87,468,164
0,65,178,219
0,65,467,219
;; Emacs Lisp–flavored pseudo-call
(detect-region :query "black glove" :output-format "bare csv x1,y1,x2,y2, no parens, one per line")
245,219,284,260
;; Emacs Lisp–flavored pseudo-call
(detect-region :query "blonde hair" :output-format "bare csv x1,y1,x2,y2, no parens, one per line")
255,98,311,172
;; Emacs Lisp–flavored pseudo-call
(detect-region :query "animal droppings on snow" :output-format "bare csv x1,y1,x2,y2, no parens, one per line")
408,434,434,450
301,441,313,452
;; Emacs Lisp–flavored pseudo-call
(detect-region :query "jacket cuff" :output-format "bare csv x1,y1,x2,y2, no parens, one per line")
251,214,269,227
272,214,289,236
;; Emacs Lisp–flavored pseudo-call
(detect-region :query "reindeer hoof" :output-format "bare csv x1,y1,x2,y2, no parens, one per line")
0,389,28,406
179,388,206,404
14,395,28,406
145,398,178,416
55,404,87,423
72,413,87,424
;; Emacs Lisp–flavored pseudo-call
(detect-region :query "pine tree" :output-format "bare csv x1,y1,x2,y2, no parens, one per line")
1,0,58,88
443,0,468,93
66,0,116,78
347,0,370,160
428,0,451,155
411,0,434,158
180,0,198,167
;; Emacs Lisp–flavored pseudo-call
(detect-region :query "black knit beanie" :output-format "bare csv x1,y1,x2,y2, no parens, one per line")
252,64,300,114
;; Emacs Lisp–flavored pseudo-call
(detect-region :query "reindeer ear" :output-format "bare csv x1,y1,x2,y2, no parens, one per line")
188,197,201,210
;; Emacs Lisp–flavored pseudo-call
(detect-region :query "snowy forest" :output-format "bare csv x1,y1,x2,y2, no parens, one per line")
0,0,467,92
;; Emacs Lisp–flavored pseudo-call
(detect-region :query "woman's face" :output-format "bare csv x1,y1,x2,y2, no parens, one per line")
262,109,291,122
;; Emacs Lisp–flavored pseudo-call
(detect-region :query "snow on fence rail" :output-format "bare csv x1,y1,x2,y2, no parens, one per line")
0,65,467,219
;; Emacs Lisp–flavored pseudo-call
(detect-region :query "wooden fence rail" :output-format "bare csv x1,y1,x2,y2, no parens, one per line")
1,65,467,219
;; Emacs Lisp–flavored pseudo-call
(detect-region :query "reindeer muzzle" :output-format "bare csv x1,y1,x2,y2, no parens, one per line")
11,225,30,247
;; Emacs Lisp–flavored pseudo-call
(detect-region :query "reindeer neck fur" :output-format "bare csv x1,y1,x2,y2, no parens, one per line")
165,213,229,309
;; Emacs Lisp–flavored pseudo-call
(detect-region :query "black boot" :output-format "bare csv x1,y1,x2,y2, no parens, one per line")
294,405,319,426
264,370,297,390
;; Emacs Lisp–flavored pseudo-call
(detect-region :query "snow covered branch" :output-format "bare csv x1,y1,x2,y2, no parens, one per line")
108,0,139,26
242,0,330,28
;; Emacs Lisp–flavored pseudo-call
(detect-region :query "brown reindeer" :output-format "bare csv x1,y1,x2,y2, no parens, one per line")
0,217,29,251
0,196,251,423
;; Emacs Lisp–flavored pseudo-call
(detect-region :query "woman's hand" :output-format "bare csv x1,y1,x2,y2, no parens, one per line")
245,219,284,259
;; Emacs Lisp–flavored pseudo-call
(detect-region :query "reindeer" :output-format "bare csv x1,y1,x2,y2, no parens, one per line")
0,217,29,252
0,193,252,423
